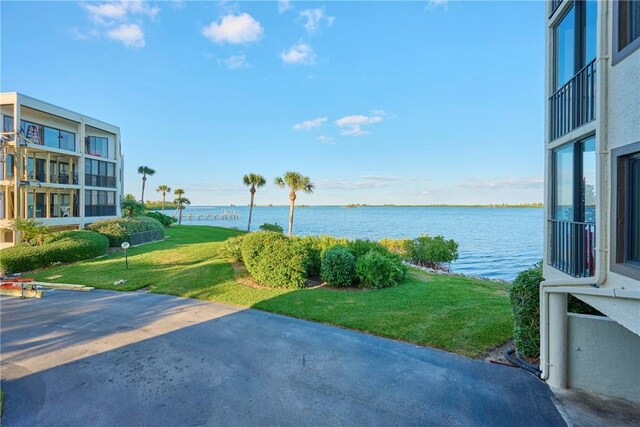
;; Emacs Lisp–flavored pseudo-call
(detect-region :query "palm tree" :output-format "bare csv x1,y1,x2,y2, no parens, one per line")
174,188,190,225
121,194,145,217
274,171,314,237
242,173,266,232
137,166,156,204
156,185,171,214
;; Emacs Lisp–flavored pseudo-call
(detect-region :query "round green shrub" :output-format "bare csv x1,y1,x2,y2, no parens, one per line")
0,230,108,273
87,217,165,246
294,235,350,276
509,262,543,358
241,232,307,288
219,235,246,262
321,246,356,287
355,250,408,289
405,234,459,269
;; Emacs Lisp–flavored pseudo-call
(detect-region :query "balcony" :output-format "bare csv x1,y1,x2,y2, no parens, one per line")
549,219,596,278
26,171,79,185
549,59,596,141
84,174,116,188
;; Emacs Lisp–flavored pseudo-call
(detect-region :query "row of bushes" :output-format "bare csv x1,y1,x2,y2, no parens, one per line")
0,230,109,274
221,232,408,290
87,217,166,247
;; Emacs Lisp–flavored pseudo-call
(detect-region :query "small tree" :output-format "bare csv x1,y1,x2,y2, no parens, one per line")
137,166,156,204
242,173,266,232
274,171,314,237
174,188,190,225
14,218,50,246
156,185,171,214
121,194,145,217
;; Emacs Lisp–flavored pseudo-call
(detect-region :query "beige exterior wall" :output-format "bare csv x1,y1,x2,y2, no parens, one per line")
0,92,123,248
542,0,640,400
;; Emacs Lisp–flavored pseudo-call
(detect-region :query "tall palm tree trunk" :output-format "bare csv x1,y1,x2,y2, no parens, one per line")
141,176,146,204
161,193,166,214
288,192,296,237
178,206,183,225
247,188,256,232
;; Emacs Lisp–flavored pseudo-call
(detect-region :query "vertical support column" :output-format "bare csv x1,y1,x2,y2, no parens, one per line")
46,189,51,218
547,292,568,389
46,152,51,183
79,119,85,226
13,97,22,243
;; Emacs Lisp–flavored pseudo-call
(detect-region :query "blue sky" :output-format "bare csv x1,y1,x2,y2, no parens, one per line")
1,0,545,205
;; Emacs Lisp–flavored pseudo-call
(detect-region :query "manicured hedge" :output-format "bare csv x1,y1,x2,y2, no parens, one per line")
0,230,108,274
241,232,307,289
219,234,246,262
509,262,543,358
87,217,165,247
321,245,356,287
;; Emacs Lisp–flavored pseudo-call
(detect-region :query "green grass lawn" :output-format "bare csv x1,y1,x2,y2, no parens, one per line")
33,225,513,357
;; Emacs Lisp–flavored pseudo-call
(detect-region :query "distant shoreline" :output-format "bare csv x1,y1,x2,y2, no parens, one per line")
183,203,544,209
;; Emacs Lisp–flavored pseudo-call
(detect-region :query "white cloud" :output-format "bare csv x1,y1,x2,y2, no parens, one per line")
293,117,327,131
220,54,249,69
78,1,158,48
107,23,145,48
318,135,335,144
280,42,316,65
425,0,449,10
83,1,159,23
202,13,264,44
458,177,544,190
278,0,292,14
335,113,385,136
299,8,335,34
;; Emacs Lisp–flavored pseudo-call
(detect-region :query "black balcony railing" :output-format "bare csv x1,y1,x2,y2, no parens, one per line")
85,174,116,188
85,205,117,217
51,172,79,185
550,59,596,141
550,0,563,18
550,219,596,278
26,171,79,184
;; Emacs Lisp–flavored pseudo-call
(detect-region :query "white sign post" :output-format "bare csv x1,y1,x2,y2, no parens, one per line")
121,241,130,269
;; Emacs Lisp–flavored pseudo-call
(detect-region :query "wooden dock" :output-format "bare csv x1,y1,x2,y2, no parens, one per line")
183,209,240,221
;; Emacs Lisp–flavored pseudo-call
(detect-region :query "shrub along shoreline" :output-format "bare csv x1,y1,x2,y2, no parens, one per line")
221,230,458,290
30,226,513,358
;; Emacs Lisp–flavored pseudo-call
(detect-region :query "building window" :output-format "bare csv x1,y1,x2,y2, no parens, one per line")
613,0,640,64
612,142,640,279
85,136,113,159
550,135,597,277
84,158,116,188
550,1,597,140
85,190,116,217
3,115,76,151
554,1,597,89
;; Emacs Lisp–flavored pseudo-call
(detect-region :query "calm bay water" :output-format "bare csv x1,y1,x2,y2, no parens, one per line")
179,206,543,282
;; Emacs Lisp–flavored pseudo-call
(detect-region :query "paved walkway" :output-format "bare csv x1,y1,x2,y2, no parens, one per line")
0,290,566,426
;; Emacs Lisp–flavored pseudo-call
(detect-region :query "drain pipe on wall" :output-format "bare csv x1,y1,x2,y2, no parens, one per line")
540,3,610,384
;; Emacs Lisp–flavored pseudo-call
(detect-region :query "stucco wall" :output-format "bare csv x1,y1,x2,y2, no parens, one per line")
567,313,640,402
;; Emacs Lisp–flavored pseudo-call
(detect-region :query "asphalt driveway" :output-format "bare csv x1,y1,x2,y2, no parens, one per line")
0,290,566,426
